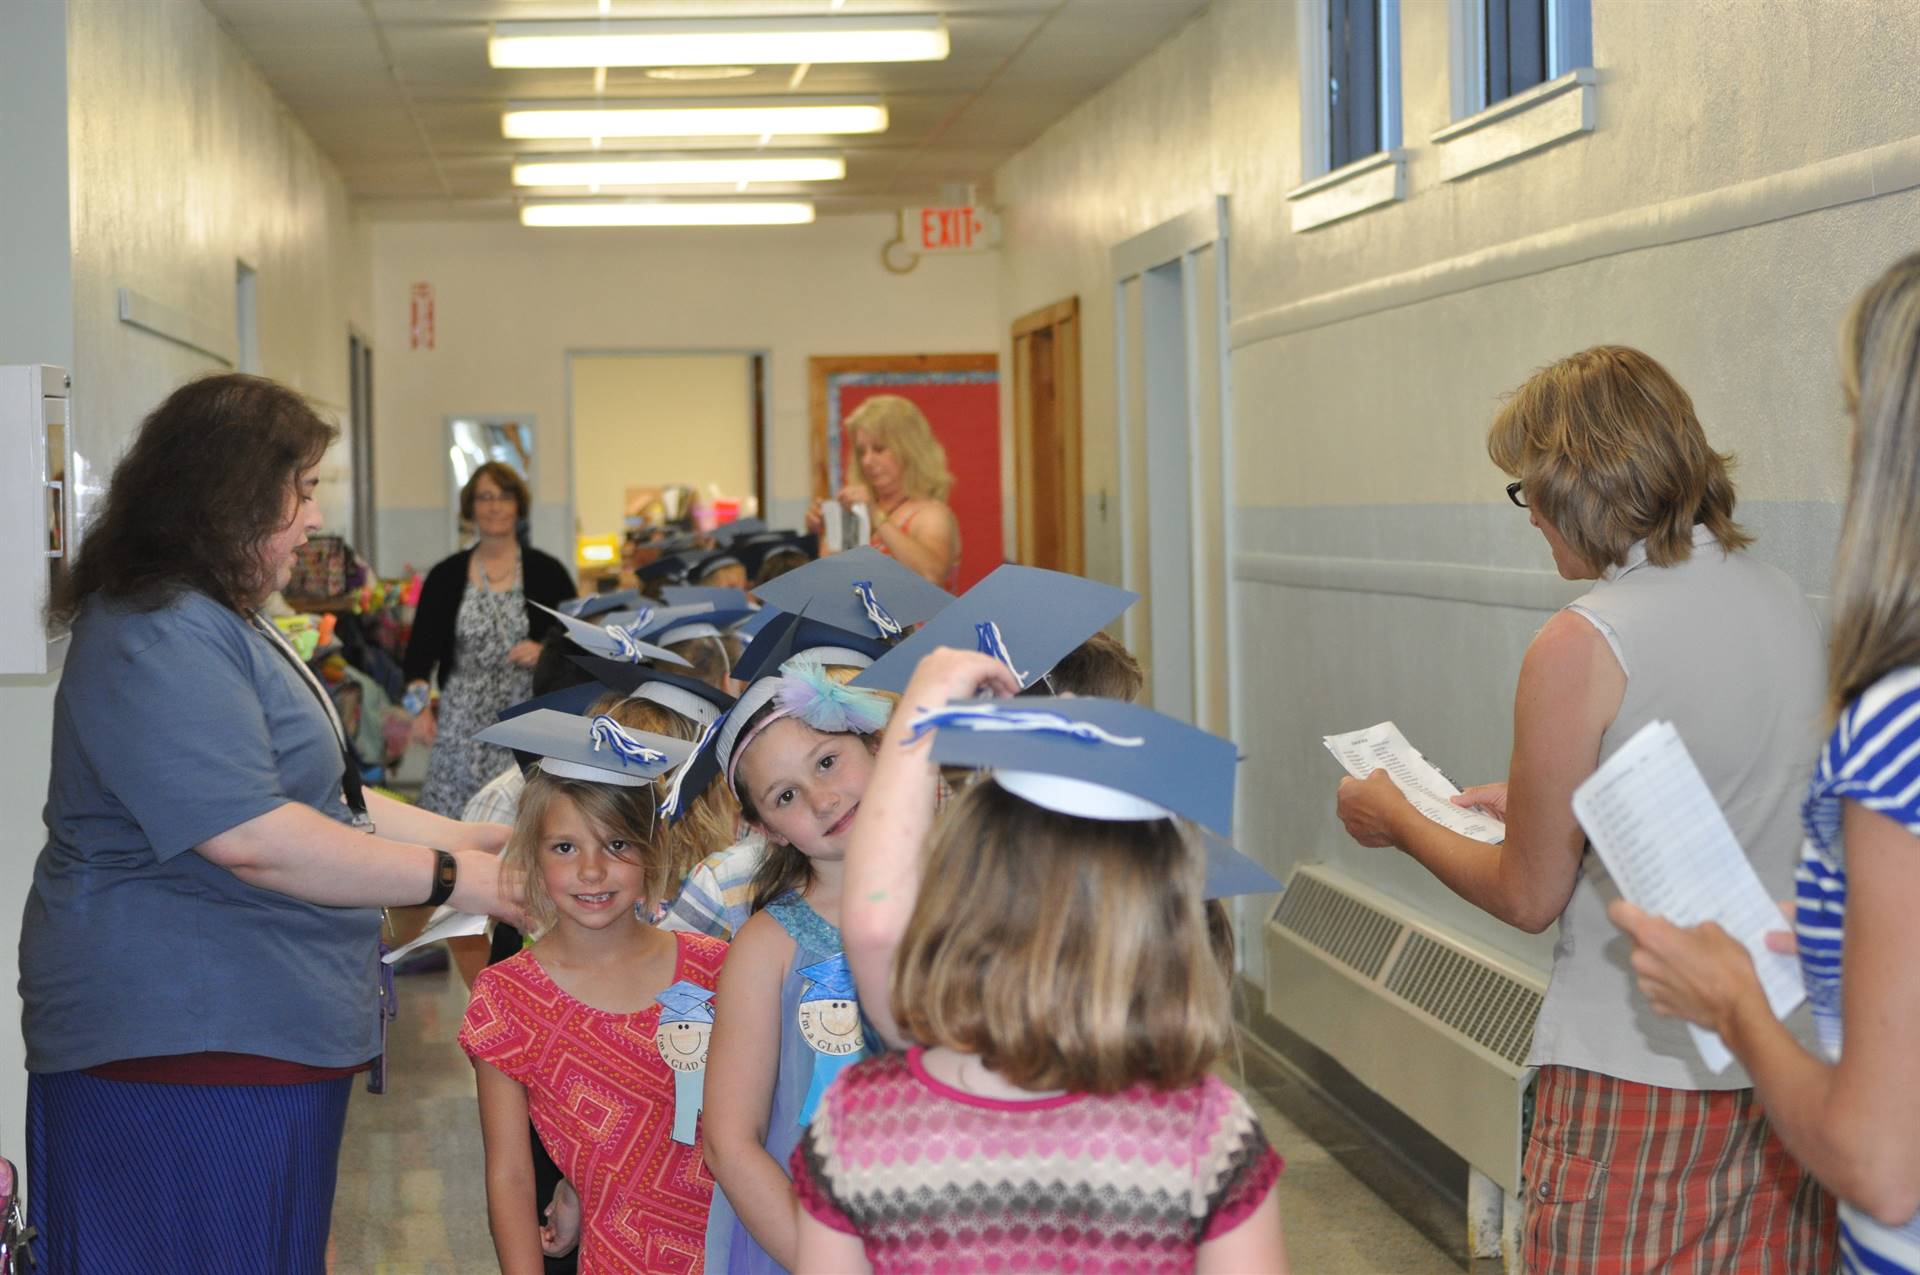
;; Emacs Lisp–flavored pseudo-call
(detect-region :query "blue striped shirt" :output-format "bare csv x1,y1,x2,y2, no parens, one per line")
1800,665,1920,1272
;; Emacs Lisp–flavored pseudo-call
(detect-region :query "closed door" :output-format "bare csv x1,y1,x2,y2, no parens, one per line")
1012,297,1082,574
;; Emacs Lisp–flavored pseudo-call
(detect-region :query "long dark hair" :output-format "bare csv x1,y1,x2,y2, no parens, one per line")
55,374,336,622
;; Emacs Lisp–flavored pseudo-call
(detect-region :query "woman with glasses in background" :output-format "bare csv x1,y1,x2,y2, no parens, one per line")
1334,347,1836,1272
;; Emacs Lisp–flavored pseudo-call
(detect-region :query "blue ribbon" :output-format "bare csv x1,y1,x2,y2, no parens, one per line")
974,620,1030,687
905,705,1145,747
850,580,903,639
589,715,668,767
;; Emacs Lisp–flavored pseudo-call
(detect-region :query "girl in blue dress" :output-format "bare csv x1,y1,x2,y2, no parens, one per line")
701,659,892,1274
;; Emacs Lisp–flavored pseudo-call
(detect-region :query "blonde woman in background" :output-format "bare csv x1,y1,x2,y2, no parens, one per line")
807,395,960,588
1612,256,1920,1273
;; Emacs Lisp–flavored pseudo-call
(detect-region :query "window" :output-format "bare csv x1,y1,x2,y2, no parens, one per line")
1461,0,1592,115
1326,0,1401,171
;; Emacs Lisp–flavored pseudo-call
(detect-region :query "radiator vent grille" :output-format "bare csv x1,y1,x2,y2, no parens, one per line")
1270,872,1405,980
1383,931,1541,1067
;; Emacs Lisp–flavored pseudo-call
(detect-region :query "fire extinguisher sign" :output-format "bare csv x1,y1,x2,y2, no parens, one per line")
409,282,435,351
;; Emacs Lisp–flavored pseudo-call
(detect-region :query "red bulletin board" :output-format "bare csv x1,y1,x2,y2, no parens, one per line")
809,355,1001,594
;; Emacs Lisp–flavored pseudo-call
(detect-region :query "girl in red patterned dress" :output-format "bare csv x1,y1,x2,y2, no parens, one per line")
459,711,728,1274
803,649,1289,1275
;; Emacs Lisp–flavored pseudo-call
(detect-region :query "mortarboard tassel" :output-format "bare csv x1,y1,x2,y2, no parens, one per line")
589,714,668,767
850,580,903,639
974,620,1030,687
905,704,1145,748
658,716,720,820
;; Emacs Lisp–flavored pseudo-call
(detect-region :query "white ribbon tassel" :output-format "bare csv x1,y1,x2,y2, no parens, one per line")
590,715,668,767
905,705,1144,747
850,580,903,639
658,716,720,819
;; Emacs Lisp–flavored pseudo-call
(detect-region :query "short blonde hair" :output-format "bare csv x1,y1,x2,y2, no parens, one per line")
1487,346,1751,570
890,782,1231,1094
846,395,953,502
503,773,671,940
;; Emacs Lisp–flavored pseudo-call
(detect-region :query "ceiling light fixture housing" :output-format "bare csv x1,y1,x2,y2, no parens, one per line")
489,15,949,69
501,96,888,140
512,151,846,187
520,199,817,228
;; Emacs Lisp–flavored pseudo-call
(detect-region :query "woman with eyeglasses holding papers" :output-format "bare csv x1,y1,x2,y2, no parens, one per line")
1334,347,1836,1272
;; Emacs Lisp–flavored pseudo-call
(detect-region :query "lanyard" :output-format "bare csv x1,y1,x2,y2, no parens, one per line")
251,612,372,828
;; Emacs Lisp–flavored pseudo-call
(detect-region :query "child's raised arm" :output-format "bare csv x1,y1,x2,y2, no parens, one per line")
704,914,804,1268
473,1058,545,1275
842,648,1018,1047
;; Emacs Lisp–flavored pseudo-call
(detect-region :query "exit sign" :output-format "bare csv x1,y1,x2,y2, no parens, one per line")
905,205,999,254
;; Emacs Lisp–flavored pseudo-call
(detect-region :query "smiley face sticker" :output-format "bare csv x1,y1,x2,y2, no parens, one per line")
795,954,869,1124
654,981,717,1145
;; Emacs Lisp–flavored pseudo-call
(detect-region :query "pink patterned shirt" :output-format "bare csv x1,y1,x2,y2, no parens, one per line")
459,932,727,1274
791,1046,1281,1273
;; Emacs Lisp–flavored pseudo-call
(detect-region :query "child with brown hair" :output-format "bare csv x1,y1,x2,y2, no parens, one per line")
458,711,727,1273
809,649,1288,1274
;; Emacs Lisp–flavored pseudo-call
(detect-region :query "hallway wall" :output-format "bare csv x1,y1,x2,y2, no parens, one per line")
0,0,370,1160
993,0,1920,977
368,217,1000,577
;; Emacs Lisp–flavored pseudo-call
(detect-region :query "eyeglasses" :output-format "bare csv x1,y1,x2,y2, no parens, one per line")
473,491,516,505
1505,481,1527,509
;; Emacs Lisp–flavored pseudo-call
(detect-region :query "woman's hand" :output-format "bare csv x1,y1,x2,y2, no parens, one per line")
1337,771,1414,848
454,850,528,930
541,1179,581,1257
1607,899,1769,1038
835,482,874,509
1763,899,1798,956
1452,782,1509,822
804,498,826,537
506,640,541,669
410,699,437,747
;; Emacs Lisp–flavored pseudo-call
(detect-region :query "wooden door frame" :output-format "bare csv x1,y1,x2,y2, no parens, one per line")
1010,296,1082,574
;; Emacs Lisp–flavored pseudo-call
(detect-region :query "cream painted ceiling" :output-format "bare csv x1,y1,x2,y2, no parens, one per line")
201,0,1211,219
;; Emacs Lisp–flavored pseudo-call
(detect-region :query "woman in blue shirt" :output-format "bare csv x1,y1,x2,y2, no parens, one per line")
1612,256,1920,1273
20,374,523,1273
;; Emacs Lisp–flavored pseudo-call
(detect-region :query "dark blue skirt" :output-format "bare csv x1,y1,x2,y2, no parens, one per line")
27,1070,352,1274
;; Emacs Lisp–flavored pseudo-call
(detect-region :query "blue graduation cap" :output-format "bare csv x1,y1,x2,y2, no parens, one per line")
914,695,1235,837
852,565,1138,695
622,602,712,638
751,545,952,641
656,980,717,1025
495,682,607,773
686,550,746,583
663,585,752,611
560,588,641,620
709,517,768,545
635,555,693,588
735,533,817,580
473,707,693,787
531,601,692,668
569,656,735,730
730,610,887,683
1200,831,1282,900
644,607,756,648
796,954,859,1005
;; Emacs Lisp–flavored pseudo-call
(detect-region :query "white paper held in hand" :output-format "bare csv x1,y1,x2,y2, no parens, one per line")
1570,719,1804,1072
381,905,488,966
1323,721,1506,844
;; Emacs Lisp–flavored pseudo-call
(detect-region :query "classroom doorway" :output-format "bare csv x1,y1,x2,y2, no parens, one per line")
566,351,767,580
1011,297,1083,575
1110,198,1235,739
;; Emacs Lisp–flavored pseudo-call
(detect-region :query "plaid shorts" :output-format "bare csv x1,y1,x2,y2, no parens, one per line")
1523,1065,1837,1274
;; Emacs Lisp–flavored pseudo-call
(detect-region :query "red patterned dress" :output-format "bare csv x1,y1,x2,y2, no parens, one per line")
460,932,727,1274
791,1046,1281,1274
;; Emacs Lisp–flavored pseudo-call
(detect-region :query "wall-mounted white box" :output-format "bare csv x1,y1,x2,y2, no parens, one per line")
0,364,73,675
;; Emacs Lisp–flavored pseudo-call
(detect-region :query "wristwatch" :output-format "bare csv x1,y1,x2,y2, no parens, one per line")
424,849,458,908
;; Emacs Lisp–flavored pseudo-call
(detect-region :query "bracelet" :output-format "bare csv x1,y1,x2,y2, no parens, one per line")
424,848,458,908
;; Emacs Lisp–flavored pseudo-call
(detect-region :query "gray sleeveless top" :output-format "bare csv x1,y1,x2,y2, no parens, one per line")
1526,526,1823,1089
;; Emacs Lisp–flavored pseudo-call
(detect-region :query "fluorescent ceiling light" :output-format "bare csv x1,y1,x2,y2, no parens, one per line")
502,97,887,140
512,152,846,188
490,16,948,68
520,200,817,228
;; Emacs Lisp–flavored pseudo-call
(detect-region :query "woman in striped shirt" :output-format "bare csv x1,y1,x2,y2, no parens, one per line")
1612,254,1920,1273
